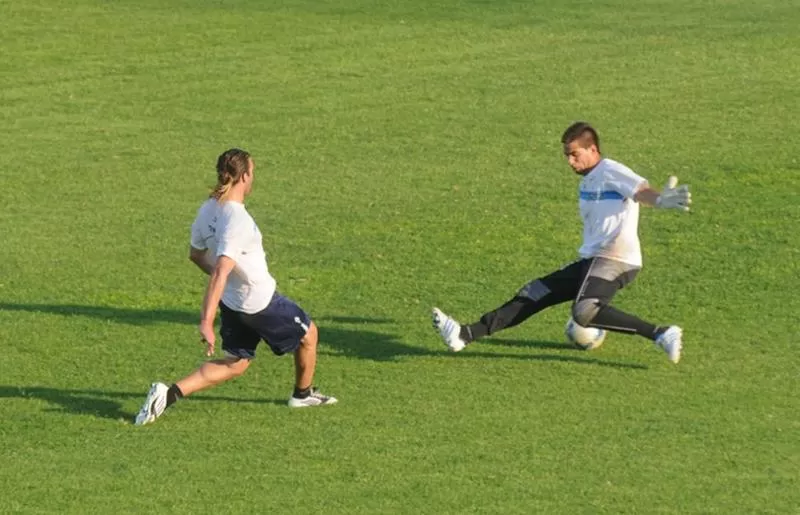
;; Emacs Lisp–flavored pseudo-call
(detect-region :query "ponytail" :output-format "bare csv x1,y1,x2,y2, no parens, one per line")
211,148,251,201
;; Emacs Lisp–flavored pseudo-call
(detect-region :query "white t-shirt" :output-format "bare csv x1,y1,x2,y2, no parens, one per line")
190,199,276,314
577,158,648,267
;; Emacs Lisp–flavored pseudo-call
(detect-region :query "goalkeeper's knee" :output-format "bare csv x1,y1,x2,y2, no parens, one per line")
572,298,602,327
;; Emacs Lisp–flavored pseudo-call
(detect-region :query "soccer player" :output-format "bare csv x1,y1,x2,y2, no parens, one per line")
135,149,336,426
432,122,691,363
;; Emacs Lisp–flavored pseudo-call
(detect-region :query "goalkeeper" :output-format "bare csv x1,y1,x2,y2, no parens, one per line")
432,122,691,363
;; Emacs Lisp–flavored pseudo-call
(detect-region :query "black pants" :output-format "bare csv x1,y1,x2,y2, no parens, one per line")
462,257,659,342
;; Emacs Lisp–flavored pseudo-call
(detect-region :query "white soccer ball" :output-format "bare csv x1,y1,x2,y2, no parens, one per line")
565,317,606,350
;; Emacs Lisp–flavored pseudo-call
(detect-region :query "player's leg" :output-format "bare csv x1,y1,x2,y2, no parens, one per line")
243,293,337,407
134,303,257,426
571,257,682,363
293,320,317,394
433,260,586,350
177,302,259,396
135,357,252,426
174,357,251,396
571,258,654,335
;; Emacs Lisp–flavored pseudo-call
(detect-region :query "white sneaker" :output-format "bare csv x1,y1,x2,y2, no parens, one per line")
134,382,169,425
288,387,338,408
432,307,466,352
655,326,683,364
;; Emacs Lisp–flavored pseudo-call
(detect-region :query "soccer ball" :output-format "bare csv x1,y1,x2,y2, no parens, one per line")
565,317,606,350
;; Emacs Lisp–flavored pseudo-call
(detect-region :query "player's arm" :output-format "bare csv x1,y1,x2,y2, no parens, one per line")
189,215,214,275
198,255,236,355
634,176,691,211
189,246,214,275
633,186,661,206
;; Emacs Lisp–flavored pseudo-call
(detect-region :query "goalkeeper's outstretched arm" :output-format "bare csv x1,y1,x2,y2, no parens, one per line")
634,176,692,211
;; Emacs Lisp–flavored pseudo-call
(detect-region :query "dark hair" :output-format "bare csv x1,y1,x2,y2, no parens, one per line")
211,148,251,200
561,122,600,152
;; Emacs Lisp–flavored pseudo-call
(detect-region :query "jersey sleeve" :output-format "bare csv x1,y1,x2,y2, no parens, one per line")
215,208,249,261
190,216,207,250
606,162,648,199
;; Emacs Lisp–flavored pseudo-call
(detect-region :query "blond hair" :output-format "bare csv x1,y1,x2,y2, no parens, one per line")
211,148,251,201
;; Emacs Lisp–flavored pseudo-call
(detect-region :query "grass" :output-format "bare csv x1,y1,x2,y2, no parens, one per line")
1,0,798,513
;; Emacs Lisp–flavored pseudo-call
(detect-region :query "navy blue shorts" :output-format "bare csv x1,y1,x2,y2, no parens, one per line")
219,293,312,359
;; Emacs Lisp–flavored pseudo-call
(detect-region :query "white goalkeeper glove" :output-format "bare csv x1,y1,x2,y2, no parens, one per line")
656,176,691,211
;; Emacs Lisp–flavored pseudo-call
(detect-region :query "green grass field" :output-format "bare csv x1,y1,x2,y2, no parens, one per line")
1,0,799,513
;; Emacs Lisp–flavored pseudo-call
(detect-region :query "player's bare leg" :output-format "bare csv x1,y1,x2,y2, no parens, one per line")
294,321,318,390
176,357,251,396
135,357,251,425
288,322,337,407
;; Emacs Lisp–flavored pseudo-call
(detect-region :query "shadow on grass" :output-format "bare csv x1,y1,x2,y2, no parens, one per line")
0,385,285,421
456,351,648,369
320,329,646,369
478,338,648,369
317,315,395,324
0,302,646,368
0,304,394,328
0,301,423,362
482,337,570,351
0,302,196,326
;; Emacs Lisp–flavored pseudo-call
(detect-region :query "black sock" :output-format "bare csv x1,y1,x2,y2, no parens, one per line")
591,305,660,340
166,384,184,408
293,386,312,399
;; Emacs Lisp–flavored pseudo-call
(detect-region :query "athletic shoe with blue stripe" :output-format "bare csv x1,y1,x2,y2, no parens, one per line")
432,307,466,352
